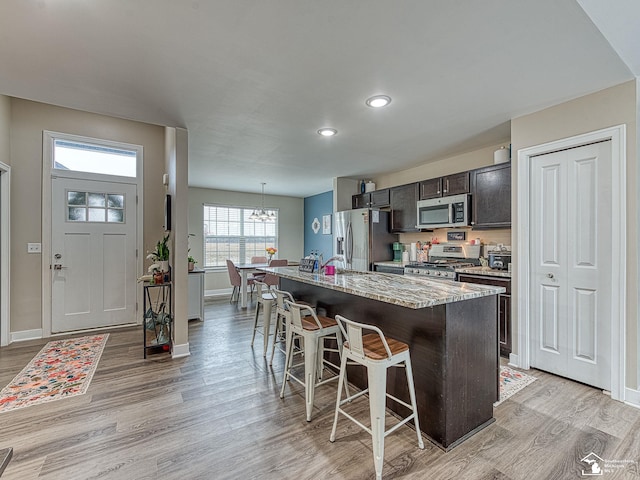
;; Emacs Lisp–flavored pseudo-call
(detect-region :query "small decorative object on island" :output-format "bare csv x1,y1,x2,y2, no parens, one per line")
266,246,277,262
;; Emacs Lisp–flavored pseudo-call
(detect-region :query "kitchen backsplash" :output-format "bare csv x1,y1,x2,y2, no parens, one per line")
398,228,511,253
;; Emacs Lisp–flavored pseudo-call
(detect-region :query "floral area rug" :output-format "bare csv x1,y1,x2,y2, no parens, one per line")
0,334,109,413
495,365,537,407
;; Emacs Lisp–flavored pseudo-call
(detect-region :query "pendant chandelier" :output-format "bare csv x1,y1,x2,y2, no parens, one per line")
249,182,276,222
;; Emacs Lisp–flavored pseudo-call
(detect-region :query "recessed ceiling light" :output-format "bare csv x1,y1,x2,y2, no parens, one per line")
366,95,391,108
318,128,337,137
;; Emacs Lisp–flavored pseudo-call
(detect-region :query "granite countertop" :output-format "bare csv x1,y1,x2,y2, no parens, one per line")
263,266,504,309
455,266,512,278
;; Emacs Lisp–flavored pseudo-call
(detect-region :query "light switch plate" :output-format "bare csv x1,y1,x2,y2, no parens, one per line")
27,243,41,253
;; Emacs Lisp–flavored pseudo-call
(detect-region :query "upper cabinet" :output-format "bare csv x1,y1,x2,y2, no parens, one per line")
470,163,511,229
351,188,390,209
419,172,469,199
418,178,441,199
370,188,390,207
352,193,369,209
390,183,419,233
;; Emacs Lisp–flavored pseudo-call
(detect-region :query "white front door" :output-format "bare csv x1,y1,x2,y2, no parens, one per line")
51,177,137,332
529,141,612,390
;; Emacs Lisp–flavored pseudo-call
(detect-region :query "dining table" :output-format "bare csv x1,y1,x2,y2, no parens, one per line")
234,262,269,308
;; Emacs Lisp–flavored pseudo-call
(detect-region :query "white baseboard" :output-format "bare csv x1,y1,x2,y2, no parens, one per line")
508,353,520,368
205,288,233,298
11,329,43,343
172,342,190,359
624,387,640,408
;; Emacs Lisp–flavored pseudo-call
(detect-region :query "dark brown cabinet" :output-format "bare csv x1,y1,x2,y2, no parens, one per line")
352,193,369,209
370,188,390,207
470,163,511,229
352,188,390,209
443,171,470,196
418,178,442,199
390,183,419,232
419,172,469,199
457,273,511,358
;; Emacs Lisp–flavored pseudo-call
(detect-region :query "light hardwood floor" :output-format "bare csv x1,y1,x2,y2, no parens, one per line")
1,298,639,479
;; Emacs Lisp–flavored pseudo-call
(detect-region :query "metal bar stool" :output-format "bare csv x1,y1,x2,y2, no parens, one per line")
270,289,316,366
330,315,424,480
280,300,346,422
250,280,276,356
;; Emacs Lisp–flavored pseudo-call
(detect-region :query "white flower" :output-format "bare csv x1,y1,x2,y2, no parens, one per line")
148,263,160,273
146,253,156,261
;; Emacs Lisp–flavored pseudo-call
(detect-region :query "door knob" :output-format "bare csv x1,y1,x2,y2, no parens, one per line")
54,253,62,259
547,273,554,279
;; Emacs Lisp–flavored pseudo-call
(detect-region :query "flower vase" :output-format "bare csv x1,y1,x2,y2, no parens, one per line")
154,271,164,284
188,262,195,272
159,260,169,273
267,254,273,264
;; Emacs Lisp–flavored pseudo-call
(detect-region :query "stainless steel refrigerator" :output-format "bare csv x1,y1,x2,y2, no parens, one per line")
334,209,395,271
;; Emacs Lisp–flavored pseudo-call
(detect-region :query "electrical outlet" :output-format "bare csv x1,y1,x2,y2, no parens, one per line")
27,243,41,253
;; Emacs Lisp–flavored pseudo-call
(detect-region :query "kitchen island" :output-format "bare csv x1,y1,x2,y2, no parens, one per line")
264,266,505,450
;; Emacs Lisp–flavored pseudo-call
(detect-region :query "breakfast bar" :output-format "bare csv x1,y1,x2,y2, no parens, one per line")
265,266,505,450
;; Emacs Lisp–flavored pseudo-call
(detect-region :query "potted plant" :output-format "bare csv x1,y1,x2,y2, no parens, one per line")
147,234,170,273
188,253,197,272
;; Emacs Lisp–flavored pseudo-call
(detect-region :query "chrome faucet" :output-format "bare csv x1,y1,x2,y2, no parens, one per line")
320,255,344,272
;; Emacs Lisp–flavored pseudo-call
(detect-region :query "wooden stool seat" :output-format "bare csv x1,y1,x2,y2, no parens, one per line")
347,333,409,360
301,315,337,331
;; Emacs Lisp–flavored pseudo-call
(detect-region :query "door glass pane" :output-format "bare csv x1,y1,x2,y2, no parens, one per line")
107,209,124,223
88,193,105,207
68,191,86,206
107,194,124,208
88,208,105,222
68,207,86,221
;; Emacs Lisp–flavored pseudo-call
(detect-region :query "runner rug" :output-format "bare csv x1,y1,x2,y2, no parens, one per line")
0,334,109,413
495,365,537,407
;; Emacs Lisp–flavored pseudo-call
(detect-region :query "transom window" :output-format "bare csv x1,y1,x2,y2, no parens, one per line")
54,139,137,177
203,205,278,268
66,191,125,223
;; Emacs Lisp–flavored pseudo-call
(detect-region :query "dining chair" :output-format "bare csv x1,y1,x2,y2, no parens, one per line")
250,256,268,283
226,259,254,304
264,259,288,287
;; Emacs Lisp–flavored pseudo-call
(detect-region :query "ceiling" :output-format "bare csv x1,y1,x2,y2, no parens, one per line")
0,1,637,198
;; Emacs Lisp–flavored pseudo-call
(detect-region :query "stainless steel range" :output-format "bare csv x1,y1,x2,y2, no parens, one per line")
404,244,481,279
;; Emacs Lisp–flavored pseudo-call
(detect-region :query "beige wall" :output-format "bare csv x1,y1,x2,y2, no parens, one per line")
511,80,638,385
0,95,10,163
9,98,166,334
188,187,304,292
373,142,510,190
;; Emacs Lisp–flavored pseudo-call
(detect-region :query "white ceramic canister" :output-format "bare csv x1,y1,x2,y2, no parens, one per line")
494,146,510,164
365,181,376,192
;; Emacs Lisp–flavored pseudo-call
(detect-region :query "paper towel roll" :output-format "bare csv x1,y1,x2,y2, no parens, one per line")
402,251,409,262
410,243,417,262
494,146,510,164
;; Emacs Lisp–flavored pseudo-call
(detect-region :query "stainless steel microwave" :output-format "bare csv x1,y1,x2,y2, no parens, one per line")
416,194,470,229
